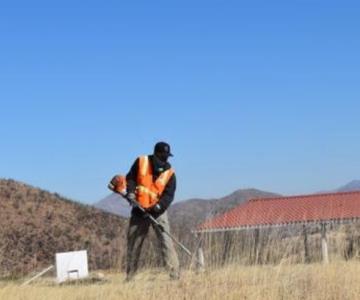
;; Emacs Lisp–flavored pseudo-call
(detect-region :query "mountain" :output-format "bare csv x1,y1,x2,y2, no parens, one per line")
0,179,128,277
94,193,131,217
168,189,281,233
94,179,360,232
336,180,360,192
95,188,281,233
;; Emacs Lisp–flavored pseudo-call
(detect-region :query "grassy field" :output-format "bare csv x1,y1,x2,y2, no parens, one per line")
1,261,359,300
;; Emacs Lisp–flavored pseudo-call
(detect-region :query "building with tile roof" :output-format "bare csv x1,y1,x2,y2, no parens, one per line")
194,191,360,266
196,191,360,232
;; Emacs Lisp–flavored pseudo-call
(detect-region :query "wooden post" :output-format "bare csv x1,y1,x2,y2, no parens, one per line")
222,231,232,265
197,245,205,271
321,223,329,264
253,228,260,264
344,226,354,260
303,224,310,263
194,233,205,272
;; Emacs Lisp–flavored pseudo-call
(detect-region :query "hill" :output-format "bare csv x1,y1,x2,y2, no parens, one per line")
94,193,131,217
0,179,127,277
95,188,281,232
93,179,360,232
336,180,360,192
168,188,281,233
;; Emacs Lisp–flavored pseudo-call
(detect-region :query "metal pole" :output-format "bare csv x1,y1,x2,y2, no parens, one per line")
110,187,202,264
21,265,54,286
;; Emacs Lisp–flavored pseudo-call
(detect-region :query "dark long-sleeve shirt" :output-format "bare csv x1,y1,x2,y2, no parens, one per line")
126,155,176,217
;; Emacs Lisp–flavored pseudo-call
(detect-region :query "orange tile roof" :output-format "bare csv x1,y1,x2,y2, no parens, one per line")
196,191,360,232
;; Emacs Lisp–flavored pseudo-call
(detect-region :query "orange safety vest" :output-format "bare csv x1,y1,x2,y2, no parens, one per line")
136,156,175,209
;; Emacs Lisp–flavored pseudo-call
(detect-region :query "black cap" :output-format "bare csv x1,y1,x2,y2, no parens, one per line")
154,142,173,157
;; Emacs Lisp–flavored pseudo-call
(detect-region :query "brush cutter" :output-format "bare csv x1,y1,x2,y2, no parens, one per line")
108,177,203,267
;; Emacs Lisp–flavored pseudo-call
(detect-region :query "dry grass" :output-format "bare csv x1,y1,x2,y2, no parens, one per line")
1,260,359,300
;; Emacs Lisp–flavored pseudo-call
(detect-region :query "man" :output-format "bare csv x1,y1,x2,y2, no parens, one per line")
123,142,180,281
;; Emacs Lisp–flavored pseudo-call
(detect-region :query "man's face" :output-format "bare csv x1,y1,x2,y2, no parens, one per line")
155,151,169,163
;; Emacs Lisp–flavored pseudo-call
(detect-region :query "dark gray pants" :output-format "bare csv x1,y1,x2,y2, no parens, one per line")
126,211,180,279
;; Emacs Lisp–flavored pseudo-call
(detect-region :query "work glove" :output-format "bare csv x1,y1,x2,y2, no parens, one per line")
152,204,162,214
148,203,163,219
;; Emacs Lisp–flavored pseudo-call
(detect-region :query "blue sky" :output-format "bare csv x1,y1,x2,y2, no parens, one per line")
1,0,359,203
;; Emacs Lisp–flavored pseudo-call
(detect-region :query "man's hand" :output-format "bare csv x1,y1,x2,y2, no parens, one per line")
152,204,162,214
147,203,163,218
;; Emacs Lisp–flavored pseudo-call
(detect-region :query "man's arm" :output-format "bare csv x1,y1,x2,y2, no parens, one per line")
157,173,176,214
126,158,139,194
